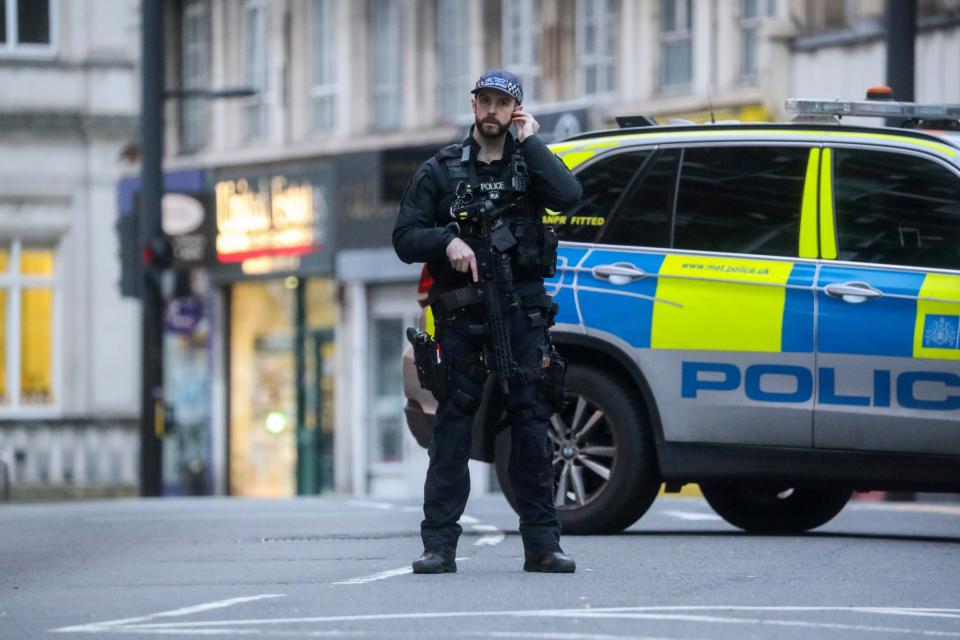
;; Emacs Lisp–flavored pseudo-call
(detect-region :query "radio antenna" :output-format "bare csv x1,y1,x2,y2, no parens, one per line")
707,83,716,124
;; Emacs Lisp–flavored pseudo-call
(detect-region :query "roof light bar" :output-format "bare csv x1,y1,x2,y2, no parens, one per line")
786,98,960,120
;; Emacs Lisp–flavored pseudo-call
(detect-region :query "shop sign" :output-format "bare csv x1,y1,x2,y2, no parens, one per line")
215,175,328,262
334,146,442,252
210,164,334,280
164,296,204,334
161,192,214,267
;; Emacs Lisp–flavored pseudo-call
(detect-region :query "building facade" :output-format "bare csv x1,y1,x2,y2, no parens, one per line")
160,0,960,499
0,0,142,498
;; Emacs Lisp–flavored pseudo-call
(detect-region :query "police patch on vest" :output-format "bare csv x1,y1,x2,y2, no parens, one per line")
480,181,506,191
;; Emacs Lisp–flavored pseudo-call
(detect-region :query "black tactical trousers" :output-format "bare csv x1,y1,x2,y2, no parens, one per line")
421,304,561,554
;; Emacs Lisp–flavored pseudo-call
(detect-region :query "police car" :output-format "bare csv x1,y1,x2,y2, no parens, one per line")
402,94,960,534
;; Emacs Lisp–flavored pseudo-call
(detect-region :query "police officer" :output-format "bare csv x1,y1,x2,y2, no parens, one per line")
393,69,582,574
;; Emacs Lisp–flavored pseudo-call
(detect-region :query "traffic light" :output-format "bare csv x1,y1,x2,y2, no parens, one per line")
116,211,142,298
143,234,174,273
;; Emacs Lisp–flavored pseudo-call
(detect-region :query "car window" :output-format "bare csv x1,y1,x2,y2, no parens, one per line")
554,150,652,243
597,149,678,248
832,148,960,271
673,146,808,257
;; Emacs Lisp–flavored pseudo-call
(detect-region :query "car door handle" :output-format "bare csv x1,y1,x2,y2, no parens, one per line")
592,263,647,285
823,281,883,304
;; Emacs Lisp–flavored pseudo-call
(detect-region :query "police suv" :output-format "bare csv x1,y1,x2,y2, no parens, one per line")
402,95,960,534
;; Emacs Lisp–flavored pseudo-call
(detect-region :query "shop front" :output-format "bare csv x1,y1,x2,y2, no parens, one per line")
209,162,337,497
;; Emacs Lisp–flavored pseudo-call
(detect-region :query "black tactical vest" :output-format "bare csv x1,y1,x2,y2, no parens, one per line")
431,143,557,285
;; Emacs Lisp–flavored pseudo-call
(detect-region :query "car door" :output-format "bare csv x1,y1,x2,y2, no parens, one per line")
577,143,820,447
814,146,960,454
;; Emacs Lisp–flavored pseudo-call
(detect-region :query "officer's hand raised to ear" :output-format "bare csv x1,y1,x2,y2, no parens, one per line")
446,238,478,283
512,109,540,143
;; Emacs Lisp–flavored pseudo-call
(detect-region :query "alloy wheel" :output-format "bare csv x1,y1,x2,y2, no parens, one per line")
549,392,617,509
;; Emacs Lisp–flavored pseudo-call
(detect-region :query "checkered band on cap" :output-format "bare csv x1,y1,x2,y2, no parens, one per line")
471,69,524,104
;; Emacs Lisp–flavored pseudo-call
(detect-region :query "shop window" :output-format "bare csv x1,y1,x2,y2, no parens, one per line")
0,240,57,409
370,318,404,464
0,0,54,55
673,146,807,257
229,277,336,497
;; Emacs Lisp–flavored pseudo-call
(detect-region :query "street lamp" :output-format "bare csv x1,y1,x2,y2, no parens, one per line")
139,0,256,497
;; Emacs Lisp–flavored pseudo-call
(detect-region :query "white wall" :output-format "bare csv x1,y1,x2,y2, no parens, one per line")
793,26,960,103
0,0,140,419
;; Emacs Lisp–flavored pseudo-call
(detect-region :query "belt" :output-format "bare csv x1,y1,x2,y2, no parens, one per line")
429,282,549,313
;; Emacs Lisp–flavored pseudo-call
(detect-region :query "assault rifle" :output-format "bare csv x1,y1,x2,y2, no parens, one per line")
450,196,520,394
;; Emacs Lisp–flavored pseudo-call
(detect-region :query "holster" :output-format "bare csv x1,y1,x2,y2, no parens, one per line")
406,327,447,401
540,347,568,412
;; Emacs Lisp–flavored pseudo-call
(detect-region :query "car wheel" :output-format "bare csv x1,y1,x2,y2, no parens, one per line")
495,363,660,534
700,483,853,533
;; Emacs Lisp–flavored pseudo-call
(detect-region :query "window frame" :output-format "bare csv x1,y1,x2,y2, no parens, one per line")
310,0,338,132
659,0,693,89
570,141,820,260
501,0,542,105
0,238,61,417
738,0,762,80
576,0,618,99
436,0,472,122
369,0,402,131
826,143,960,273
179,0,212,152
0,0,57,59
668,141,815,259
242,0,270,141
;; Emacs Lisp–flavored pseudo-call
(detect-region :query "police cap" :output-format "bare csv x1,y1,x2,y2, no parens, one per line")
471,69,523,105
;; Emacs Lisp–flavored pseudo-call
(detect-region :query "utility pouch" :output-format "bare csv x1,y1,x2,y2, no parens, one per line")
540,226,559,278
406,327,446,400
540,348,567,412
512,219,544,274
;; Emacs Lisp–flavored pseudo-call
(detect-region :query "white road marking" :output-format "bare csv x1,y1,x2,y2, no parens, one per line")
53,594,285,633
346,500,395,510
548,611,960,637
470,632,699,640
661,510,723,522
849,502,960,517
472,523,506,546
64,605,960,635
459,515,480,524
332,558,469,585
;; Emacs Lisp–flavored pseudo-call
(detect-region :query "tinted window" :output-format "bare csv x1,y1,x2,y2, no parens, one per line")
552,150,651,243
833,149,960,270
599,149,678,248
673,146,808,256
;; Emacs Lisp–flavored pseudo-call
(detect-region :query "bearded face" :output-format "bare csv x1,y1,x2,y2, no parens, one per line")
472,90,518,140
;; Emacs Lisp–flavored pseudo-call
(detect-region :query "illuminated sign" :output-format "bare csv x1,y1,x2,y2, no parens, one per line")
214,176,328,263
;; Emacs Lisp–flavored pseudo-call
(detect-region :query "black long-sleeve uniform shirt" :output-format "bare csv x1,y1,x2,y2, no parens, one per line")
392,130,582,291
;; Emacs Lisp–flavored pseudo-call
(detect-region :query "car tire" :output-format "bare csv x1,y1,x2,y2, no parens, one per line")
700,483,853,533
494,363,660,534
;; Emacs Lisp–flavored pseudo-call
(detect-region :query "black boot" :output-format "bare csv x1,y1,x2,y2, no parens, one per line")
523,549,576,573
412,548,457,574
